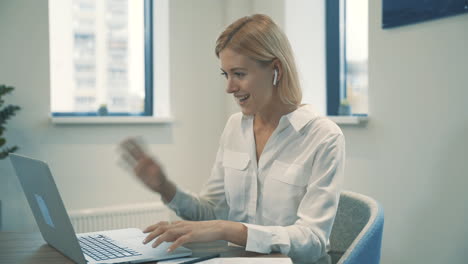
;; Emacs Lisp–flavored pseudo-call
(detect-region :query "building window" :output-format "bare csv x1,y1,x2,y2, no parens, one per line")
326,0,368,116
49,0,159,117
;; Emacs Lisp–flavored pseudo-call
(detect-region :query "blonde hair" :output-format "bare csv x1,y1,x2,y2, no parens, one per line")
215,14,302,106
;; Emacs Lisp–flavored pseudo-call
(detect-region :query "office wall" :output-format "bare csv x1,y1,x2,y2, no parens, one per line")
342,1,468,263
285,0,326,115
0,0,226,230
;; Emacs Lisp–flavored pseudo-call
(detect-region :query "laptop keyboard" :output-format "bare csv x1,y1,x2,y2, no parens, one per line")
78,234,142,261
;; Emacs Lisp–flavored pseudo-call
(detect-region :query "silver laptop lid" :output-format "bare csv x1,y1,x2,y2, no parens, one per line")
9,154,87,264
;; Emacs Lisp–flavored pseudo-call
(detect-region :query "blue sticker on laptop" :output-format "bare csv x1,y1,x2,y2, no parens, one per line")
34,194,55,228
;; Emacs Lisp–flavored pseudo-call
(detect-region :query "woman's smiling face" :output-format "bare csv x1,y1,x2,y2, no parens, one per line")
219,48,277,116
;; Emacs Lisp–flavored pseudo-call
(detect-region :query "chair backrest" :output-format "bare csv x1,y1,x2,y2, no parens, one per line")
329,191,384,264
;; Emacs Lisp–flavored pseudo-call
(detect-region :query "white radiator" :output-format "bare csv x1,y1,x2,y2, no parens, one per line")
69,202,170,233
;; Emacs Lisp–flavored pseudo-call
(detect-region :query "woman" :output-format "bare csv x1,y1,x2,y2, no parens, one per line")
121,14,344,264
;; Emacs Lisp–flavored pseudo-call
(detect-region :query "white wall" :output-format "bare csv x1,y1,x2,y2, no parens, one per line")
285,0,326,115
0,0,226,230
341,1,468,263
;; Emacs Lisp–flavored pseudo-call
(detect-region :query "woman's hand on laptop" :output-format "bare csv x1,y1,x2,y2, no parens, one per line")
119,137,176,202
142,220,247,252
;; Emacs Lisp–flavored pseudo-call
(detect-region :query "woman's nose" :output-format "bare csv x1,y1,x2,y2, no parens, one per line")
225,78,238,94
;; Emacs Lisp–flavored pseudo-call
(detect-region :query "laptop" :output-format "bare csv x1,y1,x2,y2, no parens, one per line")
9,153,192,264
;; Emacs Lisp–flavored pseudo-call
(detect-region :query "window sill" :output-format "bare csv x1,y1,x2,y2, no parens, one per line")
51,116,174,125
327,115,368,125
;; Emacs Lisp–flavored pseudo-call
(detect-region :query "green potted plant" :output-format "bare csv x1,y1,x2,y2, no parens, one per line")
97,104,108,116
338,98,352,116
0,84,21,159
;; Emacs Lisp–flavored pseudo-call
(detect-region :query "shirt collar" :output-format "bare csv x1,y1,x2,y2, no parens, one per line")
284,104,320,133
240,104,319,133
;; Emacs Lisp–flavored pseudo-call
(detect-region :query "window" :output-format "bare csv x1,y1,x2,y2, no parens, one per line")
49,0,169,121
285,0,368,121
326,0,368,116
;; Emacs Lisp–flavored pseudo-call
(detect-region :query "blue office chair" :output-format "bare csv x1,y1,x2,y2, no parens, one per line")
328,191,384,264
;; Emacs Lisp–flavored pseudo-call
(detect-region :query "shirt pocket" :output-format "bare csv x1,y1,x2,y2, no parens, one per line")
270,160,308,187
263,160,308,224
222,149,250,218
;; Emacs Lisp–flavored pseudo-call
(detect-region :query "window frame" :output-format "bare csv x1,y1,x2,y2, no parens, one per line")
325,0,346,116
326,0,368,122
143,0,154,116
51,0,155,119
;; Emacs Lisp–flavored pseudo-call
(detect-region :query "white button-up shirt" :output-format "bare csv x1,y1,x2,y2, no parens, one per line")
167,105,345,263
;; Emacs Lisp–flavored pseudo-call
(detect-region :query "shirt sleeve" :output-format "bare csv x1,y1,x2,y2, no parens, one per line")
243,133,345,263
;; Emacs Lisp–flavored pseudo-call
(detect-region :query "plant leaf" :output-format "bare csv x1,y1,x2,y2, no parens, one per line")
0,146,18,160
0,105,21,124
0,85,14,97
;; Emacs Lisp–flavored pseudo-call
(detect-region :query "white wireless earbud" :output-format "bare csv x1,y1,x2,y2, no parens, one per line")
273,69,278,86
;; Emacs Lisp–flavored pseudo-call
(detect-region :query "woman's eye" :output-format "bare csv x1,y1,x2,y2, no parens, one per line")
220,72,227,79
235,72,245,78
